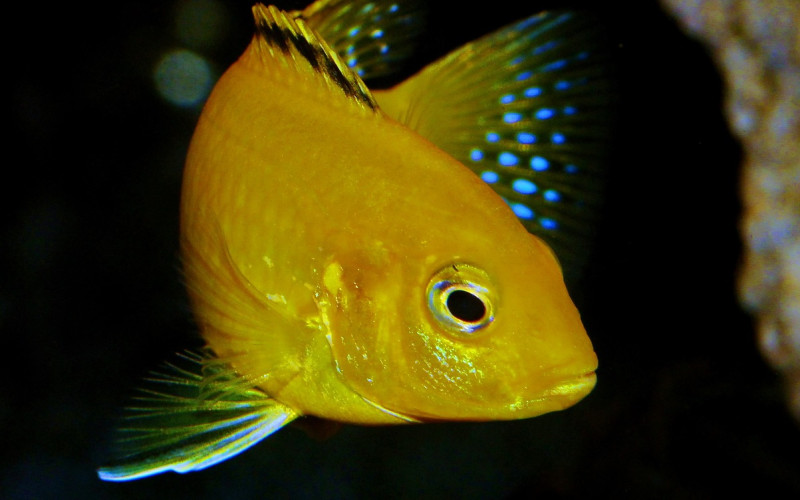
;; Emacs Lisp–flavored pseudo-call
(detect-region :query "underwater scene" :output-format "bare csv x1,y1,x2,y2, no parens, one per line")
4,0,799,497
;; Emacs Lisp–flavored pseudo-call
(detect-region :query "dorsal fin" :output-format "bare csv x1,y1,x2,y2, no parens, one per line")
250,3,379,112
297,0,426,80
374,11,616,286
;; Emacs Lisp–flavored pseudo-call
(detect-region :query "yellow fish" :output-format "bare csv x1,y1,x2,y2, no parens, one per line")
98,0,612,481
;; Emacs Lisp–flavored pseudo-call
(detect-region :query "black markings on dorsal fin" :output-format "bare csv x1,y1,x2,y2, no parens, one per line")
251,3,378,112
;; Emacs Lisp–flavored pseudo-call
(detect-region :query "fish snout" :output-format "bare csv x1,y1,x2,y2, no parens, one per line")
498,349,597,419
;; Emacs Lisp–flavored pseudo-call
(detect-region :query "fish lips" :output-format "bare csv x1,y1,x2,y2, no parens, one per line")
370,368,598,423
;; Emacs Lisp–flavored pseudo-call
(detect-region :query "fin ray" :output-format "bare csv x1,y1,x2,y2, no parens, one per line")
180,215,308,387
250,3,379,113
97,349,298,482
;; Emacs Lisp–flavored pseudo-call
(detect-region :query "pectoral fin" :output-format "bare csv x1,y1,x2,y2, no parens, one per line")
97,349,298,481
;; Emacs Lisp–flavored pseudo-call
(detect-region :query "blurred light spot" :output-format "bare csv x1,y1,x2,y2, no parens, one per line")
14,197,73,277
500,94,516,104
486,132,500,143
154,49,213,108
175,0,230,49
551,132,566,144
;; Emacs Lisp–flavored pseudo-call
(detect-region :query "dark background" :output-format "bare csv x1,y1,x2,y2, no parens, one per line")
4,0,799,498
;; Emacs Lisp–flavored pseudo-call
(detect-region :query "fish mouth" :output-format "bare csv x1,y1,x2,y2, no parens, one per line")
543,370,597,399
505,370,597,417
366,370,598,423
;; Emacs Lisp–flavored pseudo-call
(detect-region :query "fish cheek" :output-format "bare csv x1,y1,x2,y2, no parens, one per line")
328,303,479,418
323,255,505,419
404,324,492,404
322,253,409,407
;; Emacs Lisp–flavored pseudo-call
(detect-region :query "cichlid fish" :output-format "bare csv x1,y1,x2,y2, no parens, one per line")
98,0,612,481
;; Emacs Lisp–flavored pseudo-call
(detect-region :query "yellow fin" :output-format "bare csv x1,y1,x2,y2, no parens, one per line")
97,349,298,481
250,3,378,112
376,11,616,285
297,0,426,80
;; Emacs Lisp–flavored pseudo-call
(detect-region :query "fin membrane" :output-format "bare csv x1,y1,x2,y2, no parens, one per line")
97,349,298,481
298,0,426,80
377,11,615,284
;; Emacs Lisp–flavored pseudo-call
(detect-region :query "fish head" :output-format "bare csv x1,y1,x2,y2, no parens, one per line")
326,180,597,423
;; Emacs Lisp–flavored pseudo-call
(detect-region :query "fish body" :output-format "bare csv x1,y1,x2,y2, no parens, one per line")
99,0,611,481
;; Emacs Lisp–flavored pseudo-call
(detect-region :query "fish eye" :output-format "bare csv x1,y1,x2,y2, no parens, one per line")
447,289,486,322
426,264,496,335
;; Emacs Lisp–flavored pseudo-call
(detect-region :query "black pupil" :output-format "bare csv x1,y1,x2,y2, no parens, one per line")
446,290,486,323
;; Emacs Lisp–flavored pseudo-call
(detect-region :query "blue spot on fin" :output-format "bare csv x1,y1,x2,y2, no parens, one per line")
301,0,427,80
372,8,616,287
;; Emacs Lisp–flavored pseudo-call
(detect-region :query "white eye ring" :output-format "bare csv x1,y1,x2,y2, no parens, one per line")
426,264,495,335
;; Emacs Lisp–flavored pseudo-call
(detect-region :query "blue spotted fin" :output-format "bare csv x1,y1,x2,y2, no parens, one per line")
96,349,298,481
297,0,425,80
375,11,615,284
